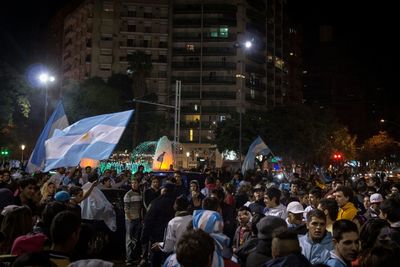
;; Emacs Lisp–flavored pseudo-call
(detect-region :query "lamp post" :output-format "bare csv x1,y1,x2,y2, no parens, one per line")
21,144,25,163
380,119,400,128
38,73,55,126
236,39,252,162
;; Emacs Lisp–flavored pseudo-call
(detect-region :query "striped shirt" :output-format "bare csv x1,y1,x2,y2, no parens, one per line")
124,190,142,220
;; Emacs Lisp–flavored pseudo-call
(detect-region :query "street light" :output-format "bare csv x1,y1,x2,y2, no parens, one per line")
236,39,253,162
380,119,400,128
38,73,55,125
21,144,25,162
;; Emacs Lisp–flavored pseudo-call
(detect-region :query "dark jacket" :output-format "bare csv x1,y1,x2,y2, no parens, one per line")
263,253,311,267
246,239,272,267
141,192,175,243
249,199,266,215
222,202,236,241
236,236,258,266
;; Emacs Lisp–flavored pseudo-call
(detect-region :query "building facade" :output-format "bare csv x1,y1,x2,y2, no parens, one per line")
59,0,298,146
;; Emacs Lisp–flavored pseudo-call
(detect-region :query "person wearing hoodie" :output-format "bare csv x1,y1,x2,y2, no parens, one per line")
299,209,333,265
264,230,311,267
246,216,288,267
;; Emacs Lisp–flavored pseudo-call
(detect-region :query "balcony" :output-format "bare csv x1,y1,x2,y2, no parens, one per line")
172,47,236,56
172,76,236,85
174,4,236,14
172,61,236,70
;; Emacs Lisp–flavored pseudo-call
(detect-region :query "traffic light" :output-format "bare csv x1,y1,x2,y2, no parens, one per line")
0,148,9,157
333,153,343,160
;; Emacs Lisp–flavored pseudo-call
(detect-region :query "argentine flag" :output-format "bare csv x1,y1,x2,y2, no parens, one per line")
26,102,69,173
44,110,133,172
241,136,271,175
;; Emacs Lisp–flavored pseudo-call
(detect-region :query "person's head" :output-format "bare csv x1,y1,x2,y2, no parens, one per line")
286,201,304,225
84,166,92,174
306,209,327,241
57,167,66,174
334,186,353,208
192,209,223,234
332,180,343,191
131,178,140,191
176,229,214,267
308,187,322,208
150,176,160,190
138,165,144,172
317,198,338,222
237,206,252,226
174,195,190,212
190,180,200,192
257,216,287,240
376,224,400,248
69,186,84,203
253,184,264,201
50,211,81,252
363,195,371,209
380,197,400,223
360,245,398,267
332,220,359,263
264,187,281,208
174,171,182,184
210,188,225,203
1,206,33,249
290,181,300,194
391,183,400,196
12,251,55,267
160,181,176,195
298,191,309,207
370,193,383,209
18,178,37,200
202,197,221,213
359,218,389,250
250,212,265,236
41,201,67,229
101,177,112,188
87,172,99,183
272,230,301,258
1,170,11,183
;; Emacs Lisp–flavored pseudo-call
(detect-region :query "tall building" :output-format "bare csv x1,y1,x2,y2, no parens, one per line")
58,0,297,146
61,0,169,101
171,0,294,144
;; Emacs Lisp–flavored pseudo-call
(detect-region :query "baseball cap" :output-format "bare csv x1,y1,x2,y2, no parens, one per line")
54,191,71,202
253,184,264,191
257,216,287,239
11,233,48,256
370,193,383,204
286,201,305,214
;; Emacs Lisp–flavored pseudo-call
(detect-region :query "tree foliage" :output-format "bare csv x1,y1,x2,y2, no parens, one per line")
359,131,400,165
215,104,357,165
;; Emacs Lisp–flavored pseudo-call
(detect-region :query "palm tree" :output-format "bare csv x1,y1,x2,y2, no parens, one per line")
127,51,152,147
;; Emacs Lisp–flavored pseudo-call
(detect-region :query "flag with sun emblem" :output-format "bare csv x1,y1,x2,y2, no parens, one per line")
44,110,133,171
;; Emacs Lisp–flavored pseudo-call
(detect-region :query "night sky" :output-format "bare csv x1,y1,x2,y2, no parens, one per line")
1,0,398,141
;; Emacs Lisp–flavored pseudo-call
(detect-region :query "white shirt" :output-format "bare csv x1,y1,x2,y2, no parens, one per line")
161,213,193,253
265,203,287,220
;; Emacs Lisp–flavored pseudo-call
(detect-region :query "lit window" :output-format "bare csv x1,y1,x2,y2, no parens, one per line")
186,44,195,52
189,129,194,141
210,31,218,38
220,115,226,121
219,27,228,38
194,104,198,111
289,52,294,56
250,89,255,99
103,2,114,12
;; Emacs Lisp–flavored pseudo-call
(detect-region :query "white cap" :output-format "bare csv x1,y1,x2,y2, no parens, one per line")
370,193,383,204
286,201,305,214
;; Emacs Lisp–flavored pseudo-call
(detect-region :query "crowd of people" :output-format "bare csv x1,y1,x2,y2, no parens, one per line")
0,164,400,267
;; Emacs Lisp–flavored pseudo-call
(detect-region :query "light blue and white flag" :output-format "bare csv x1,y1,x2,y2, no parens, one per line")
26,102,69,173
241,136,271,175
44,110,133,172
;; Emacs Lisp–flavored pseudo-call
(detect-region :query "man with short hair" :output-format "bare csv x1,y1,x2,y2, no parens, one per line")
248,184,266,215
299,209,334,264
334,186,357,221
264,187,287,219
325,220,359,267
143,176,160,211
14,177,37,214
304,187,322,219
317,198,338,234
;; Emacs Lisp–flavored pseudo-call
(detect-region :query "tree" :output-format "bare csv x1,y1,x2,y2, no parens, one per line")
127,51,153,147
359,131,400,169
0,61,32,151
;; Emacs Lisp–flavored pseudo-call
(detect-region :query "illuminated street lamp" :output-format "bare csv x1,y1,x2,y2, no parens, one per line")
380,118,400,128
38,73,55,125
21,144,25,162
